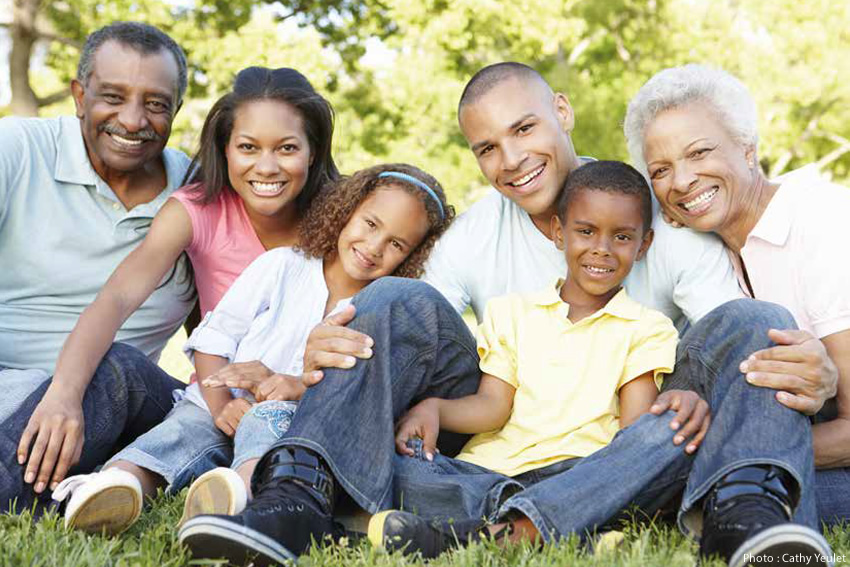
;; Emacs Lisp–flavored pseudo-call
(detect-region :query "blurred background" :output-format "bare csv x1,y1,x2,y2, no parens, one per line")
2,0,848,378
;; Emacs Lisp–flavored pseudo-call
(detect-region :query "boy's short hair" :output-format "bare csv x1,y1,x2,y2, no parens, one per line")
556,160,653,233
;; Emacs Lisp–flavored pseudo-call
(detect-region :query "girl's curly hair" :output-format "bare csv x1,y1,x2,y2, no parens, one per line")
297,163,455,279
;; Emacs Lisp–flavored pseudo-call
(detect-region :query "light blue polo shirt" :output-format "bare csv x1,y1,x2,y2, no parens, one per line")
0,115,194,375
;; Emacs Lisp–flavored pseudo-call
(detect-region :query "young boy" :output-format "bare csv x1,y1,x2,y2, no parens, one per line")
368,160,705,556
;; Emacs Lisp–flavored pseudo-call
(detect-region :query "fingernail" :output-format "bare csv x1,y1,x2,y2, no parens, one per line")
739,362,749,372
344,356,356,368
35,482,44,493
25,472,34,483
746,373,756,383
17,455,24,465
365,337,374,347
50,482,57,491
362,348,372,358
674,435,684,444
670,421,680,430
687,445,696,453
426,453,433,462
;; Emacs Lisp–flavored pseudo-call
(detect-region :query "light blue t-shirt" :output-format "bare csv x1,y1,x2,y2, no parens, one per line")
0,115,194,374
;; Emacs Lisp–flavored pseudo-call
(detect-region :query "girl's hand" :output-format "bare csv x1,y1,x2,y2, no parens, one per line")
213,398,253,437
649,390,711,454
202,360,273,394
395,399,440,460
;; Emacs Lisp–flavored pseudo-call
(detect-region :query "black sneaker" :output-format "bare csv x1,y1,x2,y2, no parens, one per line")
178,447,342,566
700,465,832,567
368,509,500,558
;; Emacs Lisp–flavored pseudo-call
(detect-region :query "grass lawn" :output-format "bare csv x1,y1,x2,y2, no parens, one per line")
2,490,849,567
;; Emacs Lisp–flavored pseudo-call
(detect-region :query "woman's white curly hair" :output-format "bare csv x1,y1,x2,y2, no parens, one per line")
624,64,759,174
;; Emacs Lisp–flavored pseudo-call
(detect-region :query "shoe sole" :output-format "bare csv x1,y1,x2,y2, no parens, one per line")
179,516,297,566
66,485,141,536
729,524,833,567
177,468,247,529
367,510,395,549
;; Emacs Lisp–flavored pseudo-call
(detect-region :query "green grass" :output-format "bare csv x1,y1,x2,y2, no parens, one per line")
3,490,849,567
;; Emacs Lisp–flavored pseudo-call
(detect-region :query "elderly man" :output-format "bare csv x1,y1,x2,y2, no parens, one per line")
0,21,194,513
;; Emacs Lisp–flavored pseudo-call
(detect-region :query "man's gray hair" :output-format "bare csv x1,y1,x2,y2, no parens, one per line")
77,21,188,106
623,64,758,173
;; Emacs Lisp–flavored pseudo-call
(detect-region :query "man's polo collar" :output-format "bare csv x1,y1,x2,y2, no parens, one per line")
532,278,642,321
749,166,815,247
54,116,99,187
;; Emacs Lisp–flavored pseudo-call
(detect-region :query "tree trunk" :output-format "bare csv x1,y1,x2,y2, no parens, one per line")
9,0,43,116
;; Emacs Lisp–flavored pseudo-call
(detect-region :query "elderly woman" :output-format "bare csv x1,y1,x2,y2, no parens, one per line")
625,64,850,528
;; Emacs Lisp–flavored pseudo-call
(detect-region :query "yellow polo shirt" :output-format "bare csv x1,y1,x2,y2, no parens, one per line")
456,280,678,477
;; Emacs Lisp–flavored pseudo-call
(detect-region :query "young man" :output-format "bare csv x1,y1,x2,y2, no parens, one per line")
0,22,193,513
180,64,835,566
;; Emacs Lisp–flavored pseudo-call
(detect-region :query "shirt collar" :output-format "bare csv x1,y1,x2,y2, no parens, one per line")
532,278,642,321
749,166,814,247
53,116,99,187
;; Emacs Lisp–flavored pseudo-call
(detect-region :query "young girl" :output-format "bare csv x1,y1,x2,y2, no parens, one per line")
53,163,455,536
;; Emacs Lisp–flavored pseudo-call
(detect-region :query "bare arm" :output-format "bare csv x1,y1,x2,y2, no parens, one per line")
194,351,235,418
811,329,850,468
17,199,193,492
618,372,659,428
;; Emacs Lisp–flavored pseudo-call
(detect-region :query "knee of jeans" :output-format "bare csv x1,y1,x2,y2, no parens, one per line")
704,299,797,335
353,277,442,312
101,342,147,368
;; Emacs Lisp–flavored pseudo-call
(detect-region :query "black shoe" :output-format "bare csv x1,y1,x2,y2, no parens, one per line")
368,509,505,558
178,447,342,566
700,465,832,567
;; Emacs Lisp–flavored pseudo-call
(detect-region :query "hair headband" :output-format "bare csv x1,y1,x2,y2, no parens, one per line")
377,171,445,220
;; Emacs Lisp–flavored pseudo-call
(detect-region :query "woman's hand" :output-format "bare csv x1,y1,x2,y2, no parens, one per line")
203,365,323,400
395,399,441,461
649,389,711,454
742,329,838,415
202,360,273,393
213,398,253,437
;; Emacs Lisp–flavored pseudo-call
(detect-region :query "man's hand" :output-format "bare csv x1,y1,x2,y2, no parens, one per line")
395,399,440,461
649,390,710,454
303,304,374,374
741,329,838,415
17,385,85,493
213,398,253,437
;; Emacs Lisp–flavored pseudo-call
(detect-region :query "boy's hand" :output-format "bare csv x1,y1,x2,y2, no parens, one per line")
213,398,252,438
650,390,710,454
395,399,440,460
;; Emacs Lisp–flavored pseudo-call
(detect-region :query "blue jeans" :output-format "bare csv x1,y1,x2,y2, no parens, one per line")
108,399,297,491
0,342,185,513
393,298,817,542
267,278,481,513
261,283,815,538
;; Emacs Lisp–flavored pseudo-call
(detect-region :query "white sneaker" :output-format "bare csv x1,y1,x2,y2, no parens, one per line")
52,468,143,535
178,467,247,528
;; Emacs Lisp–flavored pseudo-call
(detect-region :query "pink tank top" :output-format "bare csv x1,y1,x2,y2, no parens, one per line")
170,185,266,316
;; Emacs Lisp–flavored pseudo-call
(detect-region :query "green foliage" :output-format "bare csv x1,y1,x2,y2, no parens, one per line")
22,0,850,207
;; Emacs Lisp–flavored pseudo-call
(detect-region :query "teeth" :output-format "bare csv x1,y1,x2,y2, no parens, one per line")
109,133,144,146
509,166,544,187
251,181,284,194
682,188,718,211
585,266,613,274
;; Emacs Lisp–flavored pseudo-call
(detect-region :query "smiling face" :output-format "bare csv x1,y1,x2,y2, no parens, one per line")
553,189,652,308
459,76,577,223
71,40,180,180
224,99,313,222
333,186,431,287
643,102,755,233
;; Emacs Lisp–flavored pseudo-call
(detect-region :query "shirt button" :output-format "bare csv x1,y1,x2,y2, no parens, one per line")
112,203,120,210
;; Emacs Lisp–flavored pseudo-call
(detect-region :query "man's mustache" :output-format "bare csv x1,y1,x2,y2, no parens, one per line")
99,122,161,142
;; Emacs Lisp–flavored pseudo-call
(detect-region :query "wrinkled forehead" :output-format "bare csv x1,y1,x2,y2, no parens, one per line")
88,40,180,98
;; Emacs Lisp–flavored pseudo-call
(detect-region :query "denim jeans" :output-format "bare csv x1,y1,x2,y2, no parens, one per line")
393,298,816,542
108,399,297,491
267,277,481,513
0,342,186,514
261,285,816,540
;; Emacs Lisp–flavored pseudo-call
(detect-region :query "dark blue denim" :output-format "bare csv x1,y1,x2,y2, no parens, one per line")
265,285,817,540
0,342,185,513
393,298,817,542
